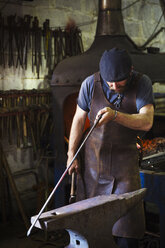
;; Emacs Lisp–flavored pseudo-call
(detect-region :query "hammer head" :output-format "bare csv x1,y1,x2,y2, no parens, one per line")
69,195,76,204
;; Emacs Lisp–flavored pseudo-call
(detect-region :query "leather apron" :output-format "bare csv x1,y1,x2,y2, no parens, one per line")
76,72,145,239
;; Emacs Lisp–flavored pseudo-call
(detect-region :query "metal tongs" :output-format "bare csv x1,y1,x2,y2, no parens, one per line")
27,114,102,236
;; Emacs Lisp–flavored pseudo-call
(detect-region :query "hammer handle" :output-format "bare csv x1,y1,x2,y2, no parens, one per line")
70,172,75,197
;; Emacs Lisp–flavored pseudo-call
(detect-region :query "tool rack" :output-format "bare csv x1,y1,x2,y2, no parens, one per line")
0,14,84,78
0,89,54,152
0,89,55,229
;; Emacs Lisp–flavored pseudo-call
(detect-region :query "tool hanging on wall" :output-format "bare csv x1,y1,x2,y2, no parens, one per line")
53,28,65,67
65,17,84,57
43,19,52,72
23,15,32,70
7,15,15,67
1,14,84,75
32,17,42,79
15,15,32,69
14,16,24,68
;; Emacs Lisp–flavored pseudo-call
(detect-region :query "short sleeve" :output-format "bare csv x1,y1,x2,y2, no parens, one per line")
136,74,154,112
77,74,94,112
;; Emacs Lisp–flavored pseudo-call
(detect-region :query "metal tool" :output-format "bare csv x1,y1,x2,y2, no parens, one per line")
27,114,102,236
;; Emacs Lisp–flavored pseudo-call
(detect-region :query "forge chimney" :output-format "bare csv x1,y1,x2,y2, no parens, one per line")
96,0,125,35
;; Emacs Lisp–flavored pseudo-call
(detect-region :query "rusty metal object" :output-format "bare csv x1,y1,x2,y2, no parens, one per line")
31,188,146,248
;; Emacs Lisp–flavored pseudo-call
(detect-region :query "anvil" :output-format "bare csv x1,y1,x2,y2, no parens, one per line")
31,188,146,248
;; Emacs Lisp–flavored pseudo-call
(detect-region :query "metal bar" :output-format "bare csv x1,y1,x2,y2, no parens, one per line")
27,114,102,236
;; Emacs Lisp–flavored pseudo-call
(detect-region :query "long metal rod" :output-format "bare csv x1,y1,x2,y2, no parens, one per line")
27,114,102,236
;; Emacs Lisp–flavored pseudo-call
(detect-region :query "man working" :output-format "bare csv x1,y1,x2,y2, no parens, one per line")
67,48,154,248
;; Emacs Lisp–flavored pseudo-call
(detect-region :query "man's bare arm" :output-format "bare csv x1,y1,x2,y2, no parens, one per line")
67,105,88,174
97,104,154,131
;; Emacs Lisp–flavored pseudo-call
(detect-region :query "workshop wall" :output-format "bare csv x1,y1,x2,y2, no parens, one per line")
0,0,165,90
0,0,165,219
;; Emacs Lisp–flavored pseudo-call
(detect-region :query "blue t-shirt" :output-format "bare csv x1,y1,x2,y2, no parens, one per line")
77,71,154,113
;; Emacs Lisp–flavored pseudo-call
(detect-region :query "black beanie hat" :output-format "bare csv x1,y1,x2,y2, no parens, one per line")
99,48,132,82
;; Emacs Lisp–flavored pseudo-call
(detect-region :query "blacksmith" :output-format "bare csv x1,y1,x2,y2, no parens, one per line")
67,47,154,248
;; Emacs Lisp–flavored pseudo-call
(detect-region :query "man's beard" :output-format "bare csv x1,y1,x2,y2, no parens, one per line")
110,85,127,93
110,77,131,93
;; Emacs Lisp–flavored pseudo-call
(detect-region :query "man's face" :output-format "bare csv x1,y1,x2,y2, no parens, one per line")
106,79,128,93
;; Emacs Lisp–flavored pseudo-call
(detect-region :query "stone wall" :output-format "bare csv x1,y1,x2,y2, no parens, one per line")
123,0,165,50
0,0,165,90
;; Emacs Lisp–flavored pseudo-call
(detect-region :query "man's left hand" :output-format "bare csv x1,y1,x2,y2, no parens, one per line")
96,107,116,126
